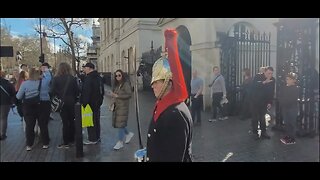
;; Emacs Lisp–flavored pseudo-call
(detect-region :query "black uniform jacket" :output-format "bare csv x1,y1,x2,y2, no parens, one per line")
80,70,104,108
146,102,193,162
251,74,275,107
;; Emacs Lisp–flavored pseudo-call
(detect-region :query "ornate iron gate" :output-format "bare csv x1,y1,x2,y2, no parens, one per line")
275,18,319,137
138,45,162,91
220,30,271,116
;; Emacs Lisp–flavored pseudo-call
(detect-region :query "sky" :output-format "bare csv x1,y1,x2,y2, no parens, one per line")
0,18,99,53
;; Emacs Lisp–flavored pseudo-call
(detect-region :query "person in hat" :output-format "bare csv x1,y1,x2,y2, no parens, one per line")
80,62,104,144
145,29,193,162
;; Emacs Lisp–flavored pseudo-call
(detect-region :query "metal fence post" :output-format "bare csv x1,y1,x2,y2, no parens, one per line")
75,102,83,158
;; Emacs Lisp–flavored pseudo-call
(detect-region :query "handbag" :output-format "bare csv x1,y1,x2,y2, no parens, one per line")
23,79,42,105
51,76,70,112
108,85,121,112
51,96,64,112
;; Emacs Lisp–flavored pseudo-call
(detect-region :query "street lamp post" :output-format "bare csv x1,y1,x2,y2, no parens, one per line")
53,34,57,68
39,18,44,63
150,40,155,63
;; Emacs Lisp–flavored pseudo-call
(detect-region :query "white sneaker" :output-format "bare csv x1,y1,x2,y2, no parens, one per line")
219,116,228,121
26,146,32,151
83,140,98,145
125,132,134,144
209,118,217,122
113,141,124,150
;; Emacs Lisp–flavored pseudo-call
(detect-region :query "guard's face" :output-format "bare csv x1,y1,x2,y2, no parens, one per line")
151,80,164,98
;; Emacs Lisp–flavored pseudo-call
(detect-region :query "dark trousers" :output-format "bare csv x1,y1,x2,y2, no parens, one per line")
87,106,101,142
23,101,51,146
282,107,298,138
212,92,225,119
191,94,202,123
60,103,75,144
0,105,11,137
251,103,267,134
240,95,251,120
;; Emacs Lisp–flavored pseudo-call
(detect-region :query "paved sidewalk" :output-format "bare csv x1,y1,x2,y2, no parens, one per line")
1,86,319,162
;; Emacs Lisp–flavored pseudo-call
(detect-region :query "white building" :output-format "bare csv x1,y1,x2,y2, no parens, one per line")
97,18,319,111
98,18,162,86
87,21,100,68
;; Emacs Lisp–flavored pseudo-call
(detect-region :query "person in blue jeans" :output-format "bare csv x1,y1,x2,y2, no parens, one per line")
109,69,134,150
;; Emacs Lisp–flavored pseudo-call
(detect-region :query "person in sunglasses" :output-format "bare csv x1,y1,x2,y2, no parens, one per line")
109,69,134,150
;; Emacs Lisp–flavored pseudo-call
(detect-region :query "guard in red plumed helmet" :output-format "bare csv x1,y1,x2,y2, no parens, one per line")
145,29,193,162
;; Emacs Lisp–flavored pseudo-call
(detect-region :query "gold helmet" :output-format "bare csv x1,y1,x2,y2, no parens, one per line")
150,56,172,85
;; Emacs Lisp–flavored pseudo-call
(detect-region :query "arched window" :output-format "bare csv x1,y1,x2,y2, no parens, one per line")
228,22,257,39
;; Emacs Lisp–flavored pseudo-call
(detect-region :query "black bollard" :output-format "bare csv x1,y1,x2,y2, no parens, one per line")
75,102,83,158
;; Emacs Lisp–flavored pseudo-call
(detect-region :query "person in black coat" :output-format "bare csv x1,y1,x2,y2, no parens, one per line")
239,68,252,120
80,62,104,144
0,71,16,140
145,29,193,162
51,63,79,148
250,66,275,140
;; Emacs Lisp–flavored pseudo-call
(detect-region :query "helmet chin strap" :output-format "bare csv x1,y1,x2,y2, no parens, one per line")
156,78,171,99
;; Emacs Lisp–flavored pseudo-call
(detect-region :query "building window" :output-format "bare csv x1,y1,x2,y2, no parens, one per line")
107,19,109,41
111,18,114,30
104,19,107,43
111,18,114,38
121,50,125,72
111,54,114,72
107,56,110,72
121,18,125,27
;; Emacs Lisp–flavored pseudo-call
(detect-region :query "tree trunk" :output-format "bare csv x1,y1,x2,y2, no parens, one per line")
61,18,77,75
67,30,77,74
